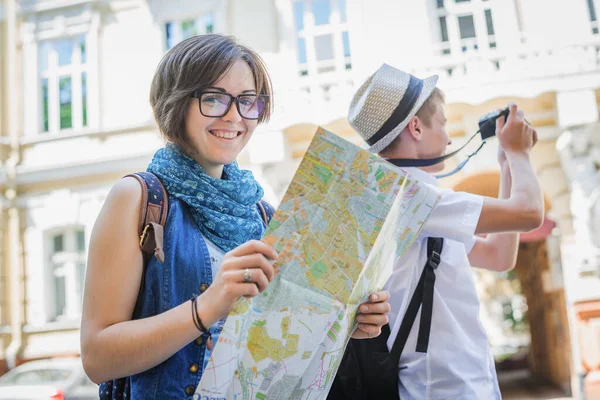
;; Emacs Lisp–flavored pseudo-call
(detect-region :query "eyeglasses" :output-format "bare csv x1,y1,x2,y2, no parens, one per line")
190,91,269,120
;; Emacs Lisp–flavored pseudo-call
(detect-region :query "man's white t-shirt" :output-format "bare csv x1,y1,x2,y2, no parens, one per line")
384,167,501,400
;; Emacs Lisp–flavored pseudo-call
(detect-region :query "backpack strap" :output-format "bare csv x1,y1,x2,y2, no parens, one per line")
126,172,169,262
389,237,443,362
257,200,274,225
124,172,169,318
257,201,268,225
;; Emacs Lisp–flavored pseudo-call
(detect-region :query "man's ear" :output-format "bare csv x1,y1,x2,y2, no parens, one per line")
406,116,422,141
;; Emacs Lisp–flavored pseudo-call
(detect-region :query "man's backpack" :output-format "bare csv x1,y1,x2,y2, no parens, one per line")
327,237,444,400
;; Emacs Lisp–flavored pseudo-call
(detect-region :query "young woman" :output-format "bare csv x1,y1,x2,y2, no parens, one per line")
80,34,390,399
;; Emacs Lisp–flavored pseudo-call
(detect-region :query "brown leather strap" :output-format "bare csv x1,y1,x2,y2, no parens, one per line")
125,172,169,320
125,173,168,261
140,222,165,263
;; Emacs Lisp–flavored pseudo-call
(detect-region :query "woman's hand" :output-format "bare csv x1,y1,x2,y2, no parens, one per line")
202,240,277,322
351,291,391,339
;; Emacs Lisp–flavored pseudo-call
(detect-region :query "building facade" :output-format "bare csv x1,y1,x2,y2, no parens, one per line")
1,0,599,396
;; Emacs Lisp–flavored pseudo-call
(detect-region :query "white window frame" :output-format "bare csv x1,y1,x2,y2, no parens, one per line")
293,0,351,77
164,12,219,50
45,227,87,322
38,36,89,134
432,0,497,56
22,4,100,137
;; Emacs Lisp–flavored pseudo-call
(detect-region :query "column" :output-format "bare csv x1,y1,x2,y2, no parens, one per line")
4,0,24,370
556,88,600,397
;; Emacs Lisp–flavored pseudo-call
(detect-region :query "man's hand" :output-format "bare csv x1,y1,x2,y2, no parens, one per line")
351,291,391,339
476,103,543,235
495,103,538,155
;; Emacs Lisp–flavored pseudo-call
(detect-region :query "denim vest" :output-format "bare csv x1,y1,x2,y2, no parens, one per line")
130,197,273,399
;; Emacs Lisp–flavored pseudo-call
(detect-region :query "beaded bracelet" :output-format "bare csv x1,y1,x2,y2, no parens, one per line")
191,294,209,334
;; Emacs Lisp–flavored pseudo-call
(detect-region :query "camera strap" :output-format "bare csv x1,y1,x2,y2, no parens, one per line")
384,129,482,168
384,126,493,178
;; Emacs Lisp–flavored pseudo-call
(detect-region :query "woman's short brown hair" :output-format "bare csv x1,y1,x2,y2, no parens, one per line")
149,34,273,146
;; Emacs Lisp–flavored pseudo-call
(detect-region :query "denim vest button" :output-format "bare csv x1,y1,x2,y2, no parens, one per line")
185,385,195,396
189,363,199,373
195,336,204,345
200,283,209,292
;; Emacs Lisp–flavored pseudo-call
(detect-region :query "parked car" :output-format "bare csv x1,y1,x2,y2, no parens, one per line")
0,358,97,400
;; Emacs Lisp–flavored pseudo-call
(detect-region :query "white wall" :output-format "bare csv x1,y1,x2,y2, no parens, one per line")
99,3,161,129
229,0,280,53
520,0,591,47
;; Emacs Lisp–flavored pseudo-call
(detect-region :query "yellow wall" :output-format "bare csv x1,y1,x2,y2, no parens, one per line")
0,17,6,140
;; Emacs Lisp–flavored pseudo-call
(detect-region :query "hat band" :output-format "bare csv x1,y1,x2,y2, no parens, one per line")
366,75,424,147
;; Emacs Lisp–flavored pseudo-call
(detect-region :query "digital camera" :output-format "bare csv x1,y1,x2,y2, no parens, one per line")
478,107,509,140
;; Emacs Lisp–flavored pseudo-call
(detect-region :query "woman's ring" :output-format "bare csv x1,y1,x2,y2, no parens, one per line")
243,268,253,283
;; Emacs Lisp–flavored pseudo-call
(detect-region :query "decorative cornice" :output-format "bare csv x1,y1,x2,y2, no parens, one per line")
18,0,96,15
15,152,153,187
20,121,156,148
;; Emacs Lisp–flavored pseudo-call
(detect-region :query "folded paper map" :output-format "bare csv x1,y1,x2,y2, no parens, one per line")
196,127,440,399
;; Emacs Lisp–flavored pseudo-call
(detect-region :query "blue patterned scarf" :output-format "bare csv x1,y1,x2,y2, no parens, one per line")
147,143,265,252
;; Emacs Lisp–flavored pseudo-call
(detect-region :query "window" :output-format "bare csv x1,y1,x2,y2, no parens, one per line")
342,31,351,57
294,1,305,30
587,0,599,34
165,14,215,50
458,15,476,38
47,228,87,321
39,36,88,134
439,16,449,42
484,9,496,47
438,16,450,54
338,0,347,22
297,37,308,64
314,34,334,61
434,1,498,55
312,0,331,25
457,14,477,52
293,0,351,77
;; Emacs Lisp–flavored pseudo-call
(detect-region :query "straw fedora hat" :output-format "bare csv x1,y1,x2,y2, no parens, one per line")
348,64,438,153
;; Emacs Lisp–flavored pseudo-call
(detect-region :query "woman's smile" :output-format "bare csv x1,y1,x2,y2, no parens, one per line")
208,129,243,140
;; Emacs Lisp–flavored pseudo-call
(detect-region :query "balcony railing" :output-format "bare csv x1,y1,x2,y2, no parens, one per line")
420,37,600,87
275,68,355,126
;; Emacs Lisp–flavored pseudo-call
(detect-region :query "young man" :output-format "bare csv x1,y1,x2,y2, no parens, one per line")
329,64,543,399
